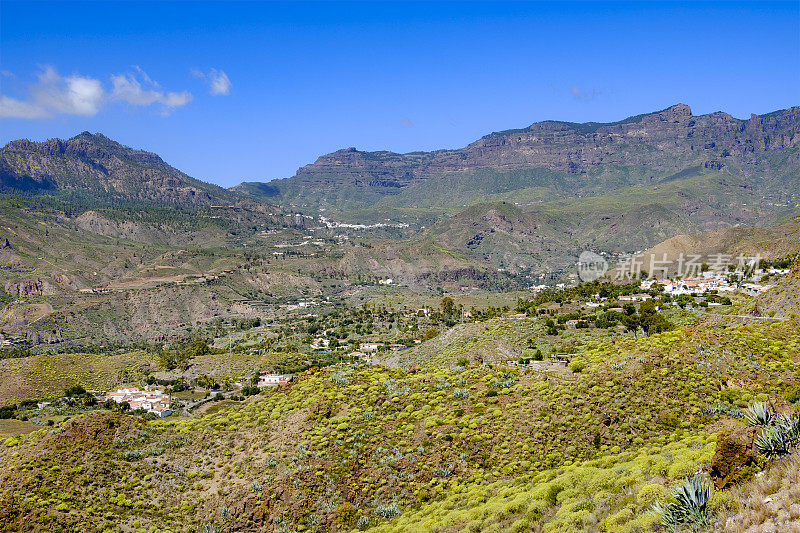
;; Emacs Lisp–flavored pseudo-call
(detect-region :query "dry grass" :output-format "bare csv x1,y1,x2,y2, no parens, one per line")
0,419,38,437
714,452,800,532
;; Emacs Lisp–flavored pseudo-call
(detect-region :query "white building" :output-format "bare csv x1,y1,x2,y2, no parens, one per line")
258,373,292,387
359,343,383,352
106,388,172,417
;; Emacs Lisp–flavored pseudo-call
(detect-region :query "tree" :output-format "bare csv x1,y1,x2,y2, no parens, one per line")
81,393,97,407
157,349,190,371
623,314,640,337
441,297,455,317
423,328,439,340
157,337,210,371
638,300,674,336
64,385,87,397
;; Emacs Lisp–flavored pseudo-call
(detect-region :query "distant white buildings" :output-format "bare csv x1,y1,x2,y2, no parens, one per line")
359,342,383,353
739,282,775,297
765,268,791,275
618,294,652,302
258,373,292,387
311,338,330,350
318,216,409,230
640,274,775,297
106,388,173,417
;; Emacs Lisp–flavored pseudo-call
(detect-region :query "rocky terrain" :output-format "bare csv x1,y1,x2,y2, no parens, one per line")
248,104,800,211
0,132,235,205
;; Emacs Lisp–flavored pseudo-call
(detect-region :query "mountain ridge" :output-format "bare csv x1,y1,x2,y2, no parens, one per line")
243,103,800,210
0,132,236,205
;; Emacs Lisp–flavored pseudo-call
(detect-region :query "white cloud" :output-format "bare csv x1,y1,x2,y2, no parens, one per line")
0,66,193,120
111,67,193,109
162,91,193,106
192,68,232,96
30,66,105,116
0,95,50,119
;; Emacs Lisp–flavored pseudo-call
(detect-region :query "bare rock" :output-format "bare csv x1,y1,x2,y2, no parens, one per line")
709,425,764,489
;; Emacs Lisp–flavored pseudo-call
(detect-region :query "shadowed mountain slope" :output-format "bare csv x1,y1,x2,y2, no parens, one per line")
0,132,236,205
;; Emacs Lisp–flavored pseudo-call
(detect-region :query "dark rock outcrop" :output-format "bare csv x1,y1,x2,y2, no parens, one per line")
709,425,764,489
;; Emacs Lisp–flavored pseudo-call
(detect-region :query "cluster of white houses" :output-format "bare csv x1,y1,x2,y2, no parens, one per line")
106,388,173,417
640,274,775,297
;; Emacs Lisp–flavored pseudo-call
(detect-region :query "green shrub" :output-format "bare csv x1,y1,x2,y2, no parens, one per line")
709,490,738,513
784,386,800,406
568,359,586,373
719,387,744,405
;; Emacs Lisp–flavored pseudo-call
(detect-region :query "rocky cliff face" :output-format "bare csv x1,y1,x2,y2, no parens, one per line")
0,132,232,205
266,104,800,209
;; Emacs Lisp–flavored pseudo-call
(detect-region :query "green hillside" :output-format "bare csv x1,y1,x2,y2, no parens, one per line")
1,316,798,532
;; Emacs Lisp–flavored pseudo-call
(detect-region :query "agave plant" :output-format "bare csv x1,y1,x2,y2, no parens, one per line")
776,414,800,446
755,425,790,458
652,475,711,531
743,401,775,426
756,414,800,457
704,402,743,418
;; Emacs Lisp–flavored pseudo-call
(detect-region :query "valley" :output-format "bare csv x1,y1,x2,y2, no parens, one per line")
0,104,799,533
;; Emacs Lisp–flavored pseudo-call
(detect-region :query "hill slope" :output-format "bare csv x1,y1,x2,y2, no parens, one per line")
0,132,235,205
417,172,775,275
637,216,800,268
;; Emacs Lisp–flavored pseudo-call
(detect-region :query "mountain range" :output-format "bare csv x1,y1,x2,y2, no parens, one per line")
2,103,800,347
2,103,799,280
238,103,800,211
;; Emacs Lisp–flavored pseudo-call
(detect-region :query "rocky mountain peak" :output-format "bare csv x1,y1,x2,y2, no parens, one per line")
0,133,231,205
667,102,692,116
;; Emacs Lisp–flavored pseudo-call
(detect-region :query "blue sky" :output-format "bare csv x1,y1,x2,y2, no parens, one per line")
1,1,798,187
